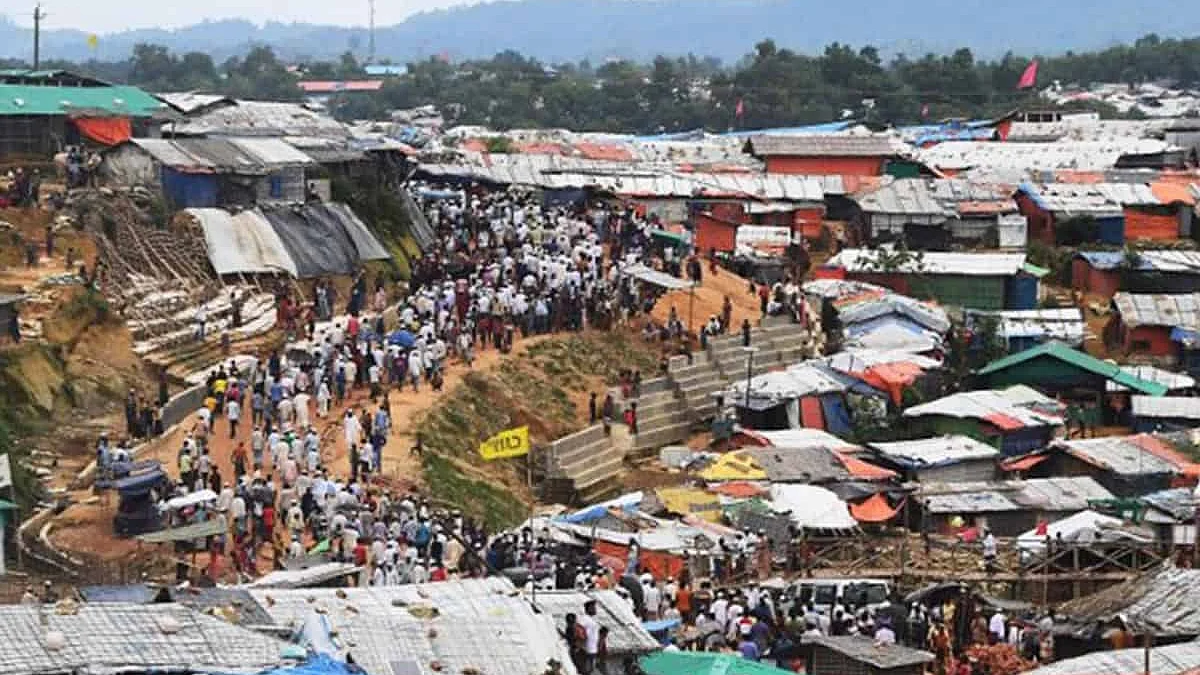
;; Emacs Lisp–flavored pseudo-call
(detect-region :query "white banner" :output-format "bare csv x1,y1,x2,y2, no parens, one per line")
0,454,10,490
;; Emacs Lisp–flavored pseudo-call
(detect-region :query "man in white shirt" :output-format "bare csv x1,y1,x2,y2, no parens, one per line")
578,600,601,673
225,397,241,439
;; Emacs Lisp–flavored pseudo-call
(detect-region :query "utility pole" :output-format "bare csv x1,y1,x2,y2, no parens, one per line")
367,0,376,64
33,3,45,70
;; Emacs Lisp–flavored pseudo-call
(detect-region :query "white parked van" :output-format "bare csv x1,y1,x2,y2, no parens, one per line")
789,578,892,612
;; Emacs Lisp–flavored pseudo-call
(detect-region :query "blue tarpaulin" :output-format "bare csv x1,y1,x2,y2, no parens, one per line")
820,394,853,437
388,330,415,348
162,167,218,208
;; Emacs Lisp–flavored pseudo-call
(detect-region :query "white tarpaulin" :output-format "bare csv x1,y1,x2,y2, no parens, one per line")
165,489,218,511
619,263,694,290
1016,509,1154,554
768,484,858,530
189,208,300,277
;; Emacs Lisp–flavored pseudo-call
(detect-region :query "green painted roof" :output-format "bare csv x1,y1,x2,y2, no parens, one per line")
0,84,164,117
976,340,1168,396
641,652,796,675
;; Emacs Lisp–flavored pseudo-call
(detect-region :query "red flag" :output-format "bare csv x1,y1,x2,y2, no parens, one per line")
735,97,745,119
1017,60,1038,90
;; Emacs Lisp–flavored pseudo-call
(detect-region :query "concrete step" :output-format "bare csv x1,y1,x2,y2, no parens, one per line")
553,438,616,473
572,454,625,490
637,407,695,433
578,474,623,504
632,418,696,453
549,424,607,457
672,371,725,393
633,395,686,419
668,360,723,381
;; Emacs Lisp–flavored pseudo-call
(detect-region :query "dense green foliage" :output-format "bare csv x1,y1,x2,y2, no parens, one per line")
5,34,1200,130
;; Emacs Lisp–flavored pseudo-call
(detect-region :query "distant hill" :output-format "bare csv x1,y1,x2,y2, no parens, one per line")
3,0,1200,65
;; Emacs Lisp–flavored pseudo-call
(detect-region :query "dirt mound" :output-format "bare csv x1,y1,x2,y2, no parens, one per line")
650,266,763,330
415,330,660,528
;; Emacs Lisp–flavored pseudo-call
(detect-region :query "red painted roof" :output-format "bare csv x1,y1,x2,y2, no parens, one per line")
297,80,384,93
983,412,1026,431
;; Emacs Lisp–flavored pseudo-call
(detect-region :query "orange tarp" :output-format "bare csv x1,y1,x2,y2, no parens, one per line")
709,481,768,498
1001,453,1049,472
849,494,902,523
855,362,926,405
837,453,898,481
593,540,685,580
74,116,131,145
1151,182,1197,206
1131,434,1200,478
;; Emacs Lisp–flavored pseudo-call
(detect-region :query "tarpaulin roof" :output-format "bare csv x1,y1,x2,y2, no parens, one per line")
620,262,694,290
654,487,722,522
828,249,1028,277
871,435,1000,469
768,484,858,530
698,451,767,481
187,207,300,276
261,204,379,277
1079,250,1200,274
641,651,798,675
708,481,768,498
137,516,228,543
1054,433,1200,477
1016,509,1153,553
849,493,901,523
1133,396,1200,421
903,388,1064,428
726,362,850,410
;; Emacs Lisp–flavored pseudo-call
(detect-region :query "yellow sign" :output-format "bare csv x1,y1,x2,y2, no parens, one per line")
86,34,99,50
479,426,530,461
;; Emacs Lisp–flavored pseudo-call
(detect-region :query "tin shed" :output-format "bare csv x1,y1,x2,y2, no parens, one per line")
805,635,933,675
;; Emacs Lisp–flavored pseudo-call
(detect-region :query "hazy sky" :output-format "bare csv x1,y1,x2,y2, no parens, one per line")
13,0,485,33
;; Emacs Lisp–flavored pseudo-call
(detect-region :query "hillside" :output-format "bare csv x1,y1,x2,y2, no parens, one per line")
3,0,1200,64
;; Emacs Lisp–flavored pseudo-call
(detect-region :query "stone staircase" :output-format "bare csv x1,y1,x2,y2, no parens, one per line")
537,317,821,505
627,318,818,456
542,423,626,504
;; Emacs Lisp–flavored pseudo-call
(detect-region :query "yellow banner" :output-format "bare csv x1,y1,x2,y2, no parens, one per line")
479,425,530,461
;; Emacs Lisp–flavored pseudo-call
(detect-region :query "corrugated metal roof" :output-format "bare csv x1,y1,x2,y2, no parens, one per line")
903,389,1064,428
156,92,233,114
125,138,216,172
1108,365,1195,392
929,178,1015,203
0,603,287,675
1114,292,1200,330
987,308,1086,342
1021,181,1159,215
870,435,1000,469
227,137,316,166
828,249,1027,276
1025,641,1200,675
805,636,934,668
919,139,1172,172
920,477,1113,514
857,179,953,217
176,99,351,138
418,160,842,200
248,578,577,675
533,591,659,656
1055,567,1200,641
1080,250,1200,274
1133,396,1200,420
1054,435,1181,476
746,134,909,158
747,428,858,448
